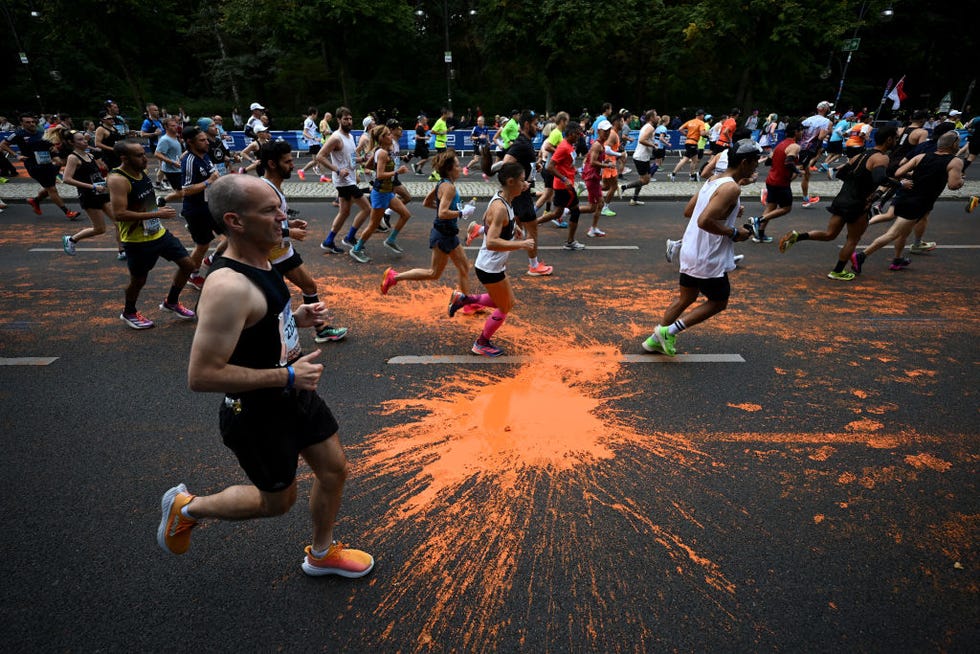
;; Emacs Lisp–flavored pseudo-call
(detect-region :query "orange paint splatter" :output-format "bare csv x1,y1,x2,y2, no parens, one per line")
727,402,762,412
809,446,836,461
845,418,884,433
813,514,825,524
852,390,868,399
905,453,952,472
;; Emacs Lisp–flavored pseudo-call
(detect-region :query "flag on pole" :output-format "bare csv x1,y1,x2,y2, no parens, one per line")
887,76,908,110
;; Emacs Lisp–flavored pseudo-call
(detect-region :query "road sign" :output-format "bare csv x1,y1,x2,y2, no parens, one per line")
842,38,861,52
444,51,452,63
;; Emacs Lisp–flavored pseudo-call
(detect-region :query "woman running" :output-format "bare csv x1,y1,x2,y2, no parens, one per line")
446,162,535,357
349,124,410,261
380,149,477,296
60,130,124,257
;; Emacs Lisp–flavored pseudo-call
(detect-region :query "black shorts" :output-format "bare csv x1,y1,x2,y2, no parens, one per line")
652,148,666,161
968,136,980,156
429,220,460,253
512,189,537,223
709,142,726,155
679,272,730,303
78,191,110,210
541,168,555,189
307,145,319,156
26,163,58,189
475,267,506,285
826,140,843,155
336,184,364,201
220,389,339,493
123,231,189,278
414,145,429,159
164,172,182,191
273,250,304,275
765,184,794,208
634,159,651,176
827,202,868,224
844,145,865,158
182,210,217,246
553,188,579,209
684,144,699,159
799,147,820,167
893,199,934,223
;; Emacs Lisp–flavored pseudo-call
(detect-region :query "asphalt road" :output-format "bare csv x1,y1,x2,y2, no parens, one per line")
1,195,977,652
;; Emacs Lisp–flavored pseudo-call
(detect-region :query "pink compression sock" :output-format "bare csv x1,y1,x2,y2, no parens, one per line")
472,293,496,308
480,309,507,341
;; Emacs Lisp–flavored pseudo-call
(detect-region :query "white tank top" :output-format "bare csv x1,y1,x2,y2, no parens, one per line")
678,176,739,279
475,193,515,274
329,131,357,187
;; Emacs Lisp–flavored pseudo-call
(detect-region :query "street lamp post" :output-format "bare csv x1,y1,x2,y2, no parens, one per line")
443,0,452,111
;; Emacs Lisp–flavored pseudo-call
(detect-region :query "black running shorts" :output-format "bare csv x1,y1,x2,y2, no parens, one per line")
220,389,339,493
123,231,189,278
679,272,730,303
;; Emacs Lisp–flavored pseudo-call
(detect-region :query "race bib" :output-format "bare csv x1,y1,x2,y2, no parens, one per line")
142,216,162,235
34,151,52,165
278,302,302,365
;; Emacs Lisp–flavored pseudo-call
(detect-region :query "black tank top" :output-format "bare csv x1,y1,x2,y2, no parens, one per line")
207,257,301,375
99,128,123,168
907,152,954,203
112,167,154,212
834,151,876,210
69,152,106,196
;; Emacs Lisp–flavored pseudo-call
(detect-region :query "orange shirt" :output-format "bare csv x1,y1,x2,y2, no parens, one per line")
681,118,706,145
718,117,737,146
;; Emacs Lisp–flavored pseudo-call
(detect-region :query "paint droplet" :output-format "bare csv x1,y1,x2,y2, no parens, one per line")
852,390,868,399
813,514,825,524
809,446,836,461
727,402,762,412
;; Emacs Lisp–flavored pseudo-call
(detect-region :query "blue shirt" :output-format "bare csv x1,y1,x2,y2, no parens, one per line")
155,134,182,173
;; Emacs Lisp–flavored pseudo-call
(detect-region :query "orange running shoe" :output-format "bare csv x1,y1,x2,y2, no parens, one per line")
302,542,374,577
157,484,197,555
380,267,397,295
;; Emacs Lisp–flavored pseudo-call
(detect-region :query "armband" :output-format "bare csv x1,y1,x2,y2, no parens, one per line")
285,366,295,390
730,227,738,240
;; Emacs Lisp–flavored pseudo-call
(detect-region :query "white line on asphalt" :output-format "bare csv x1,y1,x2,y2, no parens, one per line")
388,354,744,364
464,245,639,251
0,357,58,366
30,248,120,252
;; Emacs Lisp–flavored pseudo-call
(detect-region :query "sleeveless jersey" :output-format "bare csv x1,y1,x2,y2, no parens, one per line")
831,151,877,211
679,177,739,279
69,151,107,199
433,179,461,229
373,148,395,193
208,257,302,378
329,131,358,186
111,167,165,243
766,138,796,187
474,192,516,274
898,152,954,206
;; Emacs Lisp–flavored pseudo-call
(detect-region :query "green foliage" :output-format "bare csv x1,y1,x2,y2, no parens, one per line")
0,0,971,124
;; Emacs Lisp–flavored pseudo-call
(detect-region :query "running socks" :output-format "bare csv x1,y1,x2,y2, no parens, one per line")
796,232,810,242
667,319,687,336
833,260,847,273
325,230,338,245
345,226,358,243
166,286,182,305
480,309,507,341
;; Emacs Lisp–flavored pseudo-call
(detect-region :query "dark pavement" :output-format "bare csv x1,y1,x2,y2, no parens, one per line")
1,195,977,652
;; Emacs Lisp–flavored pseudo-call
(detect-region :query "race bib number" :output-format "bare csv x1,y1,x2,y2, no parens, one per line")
142,216,162,235
34,151,52,165
278,302,302,365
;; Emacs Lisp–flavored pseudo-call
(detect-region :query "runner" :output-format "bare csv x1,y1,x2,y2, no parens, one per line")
157,174,373,579
107,139,197,329
317,107,372,254
412,114,431,175
446,162,536,357
380,149,476,296
546,122,596,250
584,119,615,236
349,125,409,262
642,140,759,356
798,101,833,207
600,114,627,217
60,129,123,255
748,120,803,243
258,139,348,343
179,126,222,290
534,111,569,221
381,119,413,234
297,107,322,180
851,132,965,275
0,114,79,219
621,110,659,206
779,125,898,281
668,110,708,181
463,115,490,175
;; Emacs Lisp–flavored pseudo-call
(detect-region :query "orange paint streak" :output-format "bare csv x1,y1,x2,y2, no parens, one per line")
809,446,836,461
905,453,952,472
845,418,884,433
813,514,825,524
727,402,762,412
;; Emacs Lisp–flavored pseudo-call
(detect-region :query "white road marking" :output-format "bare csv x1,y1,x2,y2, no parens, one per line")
388,354,744,364
0,357,58,366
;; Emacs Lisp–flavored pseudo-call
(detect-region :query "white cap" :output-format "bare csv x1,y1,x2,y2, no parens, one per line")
597,119,613,131
249,102,265,111
362,116,374,128
949,109,962,116
817,101,833,110
253,124,268,133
